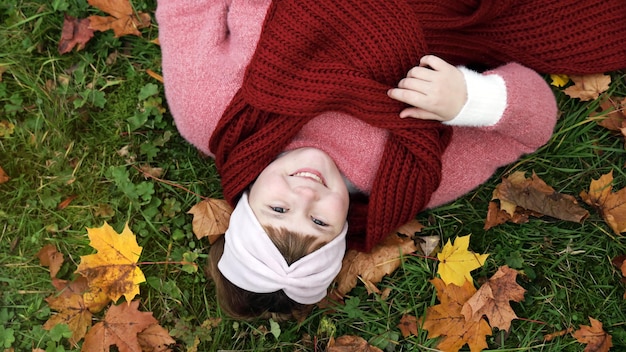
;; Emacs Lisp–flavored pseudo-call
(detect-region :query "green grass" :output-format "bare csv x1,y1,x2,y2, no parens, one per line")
1,1,625,351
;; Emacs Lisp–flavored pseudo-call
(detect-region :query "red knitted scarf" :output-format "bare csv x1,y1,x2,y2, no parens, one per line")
210,0,626,252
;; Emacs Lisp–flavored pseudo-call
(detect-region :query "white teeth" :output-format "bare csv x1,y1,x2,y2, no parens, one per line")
293,172,323,185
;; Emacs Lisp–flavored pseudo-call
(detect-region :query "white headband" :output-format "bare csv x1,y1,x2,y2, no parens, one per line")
218,192,347,304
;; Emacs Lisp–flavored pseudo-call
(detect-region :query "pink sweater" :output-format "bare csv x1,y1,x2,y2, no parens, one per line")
156,0,557,208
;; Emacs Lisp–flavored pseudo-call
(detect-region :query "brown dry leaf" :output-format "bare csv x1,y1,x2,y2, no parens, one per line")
422,278,492,352
37,244,64,278
0,166,10,184
580,171,626,235
461,266,526,331
82,300,158,352
572,317,613,352
137,324,175,352
484,201,530,230
146,69,164,83
331,221,419,297
58,14,94,54
327,335,383,352
494,171,589,223
543,327,574,342
57,195,77,210
188,198,233,243
44,277,93,345
591,96,626,131
563,74,611,101
75,222,145,303
88,0,151,37
397,314,418,338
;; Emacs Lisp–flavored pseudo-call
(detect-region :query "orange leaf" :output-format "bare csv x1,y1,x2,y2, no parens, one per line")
146,69,164,83
331,220,420,297
461,266,526,331
563,74,611,101
422,278,492,352
37,244,64,278
572,317,613,352
397,314,418,338
187,198,233,243
0,165,10,184
76,222,145,303
44,277,93,345
137,324,175,352
580,171,626,235
591,96,626,131
57,194,77,210
82,300,157,352
327,335,383,352
58,14,94,54
87,0,151,37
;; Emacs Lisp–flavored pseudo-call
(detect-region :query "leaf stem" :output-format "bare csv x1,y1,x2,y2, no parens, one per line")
130,164,208,200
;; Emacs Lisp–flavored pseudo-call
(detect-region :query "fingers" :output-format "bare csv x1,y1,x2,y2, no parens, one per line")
399,107,447,121
419,55,454,71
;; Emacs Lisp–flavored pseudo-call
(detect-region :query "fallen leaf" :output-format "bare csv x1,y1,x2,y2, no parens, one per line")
82,300,157,352
58,14,94,54
580,171,626,235
0,120,15,137
37,244,64,278
88,0,151,37
57,195,77,210
422,278,492,352
44,276,93,345
572,317,612,352
146,69,164,83
331,223,419,297
415,234,440,256
139,164,163,179
76,222,145,303
327,335,383,352
543,327,573,341
461,266,526,331
494,171,589,223
137,324,175,352
437,234,489,286
0,166,10,184
549,74,569,87
563,74,611,101
188,198,232,243
591,96,626,131
397,314,418,338
483,201,535,230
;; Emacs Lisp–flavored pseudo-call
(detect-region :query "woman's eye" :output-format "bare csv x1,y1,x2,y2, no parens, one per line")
312,217,328,226
271,206,287,213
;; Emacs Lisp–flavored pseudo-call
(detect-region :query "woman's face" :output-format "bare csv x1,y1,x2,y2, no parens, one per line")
248,147,349,244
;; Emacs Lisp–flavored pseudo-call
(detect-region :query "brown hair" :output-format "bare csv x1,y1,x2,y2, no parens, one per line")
206,226,328,321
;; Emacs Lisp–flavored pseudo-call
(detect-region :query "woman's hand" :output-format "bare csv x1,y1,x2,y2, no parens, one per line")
387,55,467,122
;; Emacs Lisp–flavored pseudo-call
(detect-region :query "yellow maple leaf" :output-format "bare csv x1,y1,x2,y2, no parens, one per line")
437,235,489,286
76,222,145,303
549,74,569,87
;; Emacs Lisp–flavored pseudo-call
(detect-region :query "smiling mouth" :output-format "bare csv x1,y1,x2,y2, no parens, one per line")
291,170,326,186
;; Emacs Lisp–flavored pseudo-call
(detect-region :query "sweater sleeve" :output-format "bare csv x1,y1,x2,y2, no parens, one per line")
156,0,270,156
426,62,557,208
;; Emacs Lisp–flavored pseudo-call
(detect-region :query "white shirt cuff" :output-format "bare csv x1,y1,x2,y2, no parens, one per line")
444,66,507,127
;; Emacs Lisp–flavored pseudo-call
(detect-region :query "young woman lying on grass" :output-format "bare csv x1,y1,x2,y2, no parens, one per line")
156,0,626,320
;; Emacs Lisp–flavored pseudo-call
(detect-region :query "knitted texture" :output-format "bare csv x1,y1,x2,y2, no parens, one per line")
210,0,626,251
415,0,626,74
210,0,452,251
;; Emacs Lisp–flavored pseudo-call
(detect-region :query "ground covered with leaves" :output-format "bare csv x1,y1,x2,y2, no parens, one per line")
1,0,625,351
